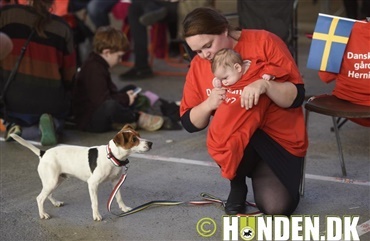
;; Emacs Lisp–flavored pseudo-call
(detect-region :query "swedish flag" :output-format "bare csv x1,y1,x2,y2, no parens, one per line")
307,13,356,73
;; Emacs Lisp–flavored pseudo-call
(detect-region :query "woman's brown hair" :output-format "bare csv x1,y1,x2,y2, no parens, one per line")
31,0,55,38
182,7,238,38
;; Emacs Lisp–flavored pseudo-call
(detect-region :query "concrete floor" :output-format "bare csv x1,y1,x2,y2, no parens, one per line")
1,1,369,241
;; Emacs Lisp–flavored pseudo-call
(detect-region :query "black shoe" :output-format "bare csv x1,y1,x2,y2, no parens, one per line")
139,7,168,26
225,176,248,215
159,98,180,122
160,117,182,130
4,123,22,142
120,67,154,80
225,202,247,215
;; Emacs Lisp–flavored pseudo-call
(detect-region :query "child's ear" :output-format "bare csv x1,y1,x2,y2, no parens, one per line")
234,63,242,73
101,49,110,56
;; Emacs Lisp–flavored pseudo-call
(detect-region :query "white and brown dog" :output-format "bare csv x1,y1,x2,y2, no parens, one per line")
10,124,152,221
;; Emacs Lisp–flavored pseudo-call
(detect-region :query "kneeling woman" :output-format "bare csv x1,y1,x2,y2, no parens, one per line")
179,7,308,215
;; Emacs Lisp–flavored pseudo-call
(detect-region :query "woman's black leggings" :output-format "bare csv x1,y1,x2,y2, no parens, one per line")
228,129,302,215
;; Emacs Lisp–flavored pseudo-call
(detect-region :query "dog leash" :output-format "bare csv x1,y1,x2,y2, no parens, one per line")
107,171,262,217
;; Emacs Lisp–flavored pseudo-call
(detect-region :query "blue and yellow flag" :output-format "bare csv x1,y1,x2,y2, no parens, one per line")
307,13,356,73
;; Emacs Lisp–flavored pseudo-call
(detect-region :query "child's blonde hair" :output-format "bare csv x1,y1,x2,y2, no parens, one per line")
211,48,243,73
93,26,130,54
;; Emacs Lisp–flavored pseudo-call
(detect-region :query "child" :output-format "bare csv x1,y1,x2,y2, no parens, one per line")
72,26,164,132
206,48,307,214
210,49,281,89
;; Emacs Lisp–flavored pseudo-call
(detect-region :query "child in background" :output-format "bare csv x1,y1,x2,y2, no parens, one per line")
72,26,164,132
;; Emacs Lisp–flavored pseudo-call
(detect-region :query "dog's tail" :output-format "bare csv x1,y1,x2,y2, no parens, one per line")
10,134,42,157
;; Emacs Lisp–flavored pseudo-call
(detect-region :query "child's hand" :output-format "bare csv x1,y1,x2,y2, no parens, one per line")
261,74,274,81
207,87,226,110
212,78,222,88
126,90,137,106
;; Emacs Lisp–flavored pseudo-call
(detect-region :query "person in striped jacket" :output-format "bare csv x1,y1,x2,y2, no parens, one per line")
0,0,76,146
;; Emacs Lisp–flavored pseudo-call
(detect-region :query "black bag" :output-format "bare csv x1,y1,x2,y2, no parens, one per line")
0,29,35,120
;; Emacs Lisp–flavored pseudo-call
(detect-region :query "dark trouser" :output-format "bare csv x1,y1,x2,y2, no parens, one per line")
343,0,370,19
228,129,303,215
69,0,119,28
86,100,139,133
128,0,178,69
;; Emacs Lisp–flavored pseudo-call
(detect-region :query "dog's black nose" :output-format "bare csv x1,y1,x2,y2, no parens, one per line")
148,141,153,149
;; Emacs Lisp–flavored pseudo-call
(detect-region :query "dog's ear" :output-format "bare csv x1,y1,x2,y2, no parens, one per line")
113,132,128,147
113,133,122,146
113,131,140,149
122,124,134,131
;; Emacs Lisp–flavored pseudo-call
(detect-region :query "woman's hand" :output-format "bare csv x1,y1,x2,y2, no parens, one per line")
189,87,227,130
207,87,227,111
126,90,137,106
240,79,269,109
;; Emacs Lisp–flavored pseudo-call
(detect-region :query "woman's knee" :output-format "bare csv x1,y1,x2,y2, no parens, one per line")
255,192,299,216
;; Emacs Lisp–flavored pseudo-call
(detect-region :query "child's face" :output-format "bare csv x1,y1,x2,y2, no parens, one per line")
213,64,242,87
104,50,125,68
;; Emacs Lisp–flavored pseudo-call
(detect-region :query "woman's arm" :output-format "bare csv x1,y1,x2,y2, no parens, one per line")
240,79,298,109
266,80,298,108
181,87,226,132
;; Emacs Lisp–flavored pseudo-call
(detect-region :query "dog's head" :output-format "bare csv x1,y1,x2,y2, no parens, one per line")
113,124,153,153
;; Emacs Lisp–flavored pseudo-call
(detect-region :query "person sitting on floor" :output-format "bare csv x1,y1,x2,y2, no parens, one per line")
72,26,164,132
0,0,76,146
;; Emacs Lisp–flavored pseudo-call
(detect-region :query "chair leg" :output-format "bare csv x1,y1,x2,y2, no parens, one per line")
300,156,306,197
330,118,348,132
300,109,310,196
331,117,347,176
337,118,348,129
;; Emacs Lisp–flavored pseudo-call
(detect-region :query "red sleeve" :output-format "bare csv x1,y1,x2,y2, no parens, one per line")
264,34,302,84
179,57,214,116
263,63,290,82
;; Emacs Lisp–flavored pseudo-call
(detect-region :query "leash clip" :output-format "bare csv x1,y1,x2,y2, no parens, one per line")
123,165,129,174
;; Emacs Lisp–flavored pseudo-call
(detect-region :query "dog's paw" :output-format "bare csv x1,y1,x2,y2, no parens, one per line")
52,201,64,207
39,212,51,219
121,206,132,212
93,212,102,221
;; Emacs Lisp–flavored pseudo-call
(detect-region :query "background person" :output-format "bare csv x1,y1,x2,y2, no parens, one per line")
0,0,76,146
120,0,179,79
72,26,164,132
180,7,307,215
68,0,119,29
119,0,214,80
